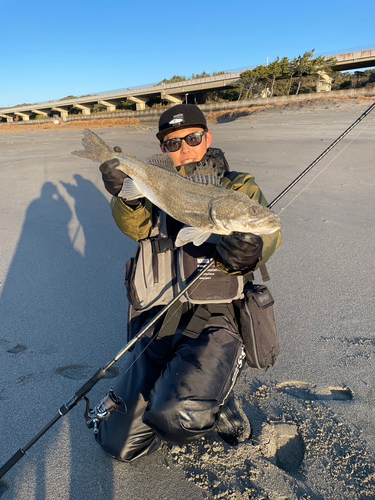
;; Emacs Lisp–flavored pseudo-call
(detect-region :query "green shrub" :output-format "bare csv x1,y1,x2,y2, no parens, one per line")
116,100,136,110
69,107,82,115
92,103,107,113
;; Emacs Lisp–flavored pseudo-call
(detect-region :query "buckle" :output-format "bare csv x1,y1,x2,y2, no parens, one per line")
151,238,175,254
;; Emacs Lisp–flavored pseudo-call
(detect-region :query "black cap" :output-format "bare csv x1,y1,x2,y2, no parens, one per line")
157,104,208,141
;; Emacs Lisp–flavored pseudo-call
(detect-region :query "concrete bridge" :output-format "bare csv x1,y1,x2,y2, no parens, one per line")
1,45,374,123
0,72,241,122
327,46,375,71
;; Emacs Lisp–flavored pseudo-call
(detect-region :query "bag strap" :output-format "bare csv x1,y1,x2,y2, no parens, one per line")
157,302,238,341
184,306,212,339
151,238,175,254
184,303,237,339
259,264,270,282
157,300,185,340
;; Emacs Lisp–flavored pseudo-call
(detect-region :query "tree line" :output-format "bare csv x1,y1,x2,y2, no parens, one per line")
148,51,337,105
159,71,226,84
233,50,336,99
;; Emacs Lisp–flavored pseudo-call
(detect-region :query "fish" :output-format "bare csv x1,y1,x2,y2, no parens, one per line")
72,129,282,246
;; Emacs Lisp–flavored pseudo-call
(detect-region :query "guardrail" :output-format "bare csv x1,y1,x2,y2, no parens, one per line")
318,44,375,58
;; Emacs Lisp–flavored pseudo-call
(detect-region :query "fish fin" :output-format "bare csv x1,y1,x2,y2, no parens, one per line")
186,159,224,186
186,173,222,187
175,226,212,247
71,129,115,164
192,232,212,246
118,178,143,200
145,154,179,173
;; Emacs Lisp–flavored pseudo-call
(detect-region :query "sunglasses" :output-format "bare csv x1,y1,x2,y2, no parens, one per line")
161,131,206,153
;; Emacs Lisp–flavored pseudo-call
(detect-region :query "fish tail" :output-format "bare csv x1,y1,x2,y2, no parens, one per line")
71,129,115,164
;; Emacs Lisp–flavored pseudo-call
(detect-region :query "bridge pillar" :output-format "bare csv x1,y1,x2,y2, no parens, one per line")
74,104,91,115
52,107,69,119
316,71,332,92
0,114,14,122
127,96,147,111
14,112,31,121
161,93,183,105
98,100,116,112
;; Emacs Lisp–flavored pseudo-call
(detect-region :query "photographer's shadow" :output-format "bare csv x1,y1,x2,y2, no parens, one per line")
1,177,134,499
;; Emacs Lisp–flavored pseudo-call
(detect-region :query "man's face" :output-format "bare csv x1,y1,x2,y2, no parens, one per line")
160,127,212,168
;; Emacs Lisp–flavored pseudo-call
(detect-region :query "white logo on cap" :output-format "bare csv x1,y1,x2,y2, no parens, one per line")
169,113,185,126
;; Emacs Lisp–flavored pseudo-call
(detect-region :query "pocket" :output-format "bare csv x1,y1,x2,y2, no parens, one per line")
235,284,279,369
125,240,176,311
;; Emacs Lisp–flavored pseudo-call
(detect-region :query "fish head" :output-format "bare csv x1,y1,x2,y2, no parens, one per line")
210,197,282,236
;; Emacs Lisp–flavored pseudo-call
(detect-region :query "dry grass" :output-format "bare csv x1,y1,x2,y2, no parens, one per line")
2,95,374,133
206,105,274,124
0,117,140,133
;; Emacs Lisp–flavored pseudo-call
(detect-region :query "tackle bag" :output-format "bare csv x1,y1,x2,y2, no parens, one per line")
234,284,279,369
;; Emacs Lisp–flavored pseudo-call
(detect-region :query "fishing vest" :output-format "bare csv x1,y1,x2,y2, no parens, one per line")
125,151,270,312
125,208,246,311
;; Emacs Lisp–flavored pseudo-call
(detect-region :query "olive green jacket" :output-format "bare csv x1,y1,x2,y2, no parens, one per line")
110,171,281,270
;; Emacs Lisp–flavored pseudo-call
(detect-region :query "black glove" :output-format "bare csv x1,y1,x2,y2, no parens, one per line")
99,146,126,196
215,232,263,276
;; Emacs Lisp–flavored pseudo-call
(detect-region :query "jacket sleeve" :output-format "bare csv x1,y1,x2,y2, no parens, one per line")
110,197,153,242
221,172,282,268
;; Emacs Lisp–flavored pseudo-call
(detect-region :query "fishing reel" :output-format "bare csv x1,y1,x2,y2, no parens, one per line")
84,389,122,434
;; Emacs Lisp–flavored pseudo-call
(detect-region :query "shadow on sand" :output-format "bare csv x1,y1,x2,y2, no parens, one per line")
0,176,136,499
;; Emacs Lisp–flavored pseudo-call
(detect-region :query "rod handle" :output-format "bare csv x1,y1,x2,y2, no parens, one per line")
0,449,25,480
61,368,107,413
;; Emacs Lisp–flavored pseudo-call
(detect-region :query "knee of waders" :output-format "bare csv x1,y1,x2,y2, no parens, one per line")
95,414,161,462
143,398,217,445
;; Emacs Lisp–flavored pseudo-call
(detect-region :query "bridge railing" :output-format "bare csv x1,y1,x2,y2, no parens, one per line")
0,66,253,113
319,44,375,58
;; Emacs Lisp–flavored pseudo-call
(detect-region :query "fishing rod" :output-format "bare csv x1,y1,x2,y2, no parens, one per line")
0,100,374,481
268,100,375,209
0,261,211,481
175,100,375,286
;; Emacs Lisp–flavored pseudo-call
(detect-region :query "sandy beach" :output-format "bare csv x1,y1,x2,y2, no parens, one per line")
1,96,374,499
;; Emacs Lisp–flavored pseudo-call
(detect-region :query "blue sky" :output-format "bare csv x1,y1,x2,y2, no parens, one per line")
1,0,374,108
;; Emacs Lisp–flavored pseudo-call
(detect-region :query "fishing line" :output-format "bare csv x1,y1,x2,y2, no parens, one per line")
122,103,375,373
268,101,375,209
276,115,375,216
